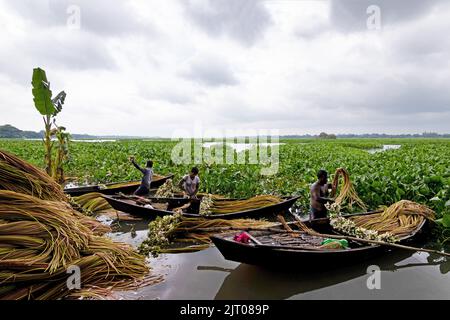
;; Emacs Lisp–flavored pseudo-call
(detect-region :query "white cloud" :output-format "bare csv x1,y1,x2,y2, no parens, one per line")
0,0,449,136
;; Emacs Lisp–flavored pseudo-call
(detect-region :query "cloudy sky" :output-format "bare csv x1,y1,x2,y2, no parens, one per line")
0,0,449,137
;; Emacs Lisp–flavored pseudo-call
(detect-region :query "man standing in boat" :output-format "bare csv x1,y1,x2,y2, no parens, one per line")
129,156,153,196
310,169,336,220
179,167,200,199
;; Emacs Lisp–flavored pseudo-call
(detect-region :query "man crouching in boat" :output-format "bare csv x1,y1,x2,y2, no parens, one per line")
179,167,200,199
310,169,336,220
129,156,153,196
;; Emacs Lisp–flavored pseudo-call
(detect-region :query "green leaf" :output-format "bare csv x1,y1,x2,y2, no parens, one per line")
443,213,450,228
32,68,55,116
52,91,66,116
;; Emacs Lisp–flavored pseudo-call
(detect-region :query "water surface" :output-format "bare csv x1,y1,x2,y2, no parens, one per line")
107,215,450,300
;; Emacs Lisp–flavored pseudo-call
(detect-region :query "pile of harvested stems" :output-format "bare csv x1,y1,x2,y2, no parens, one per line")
331,168,367,211
0,150,66,202
0,150,160,300
139,213,275,255
327,200,435,243
0,190,160,300
200,195,281,216
72,192,112,214
348,200,435,239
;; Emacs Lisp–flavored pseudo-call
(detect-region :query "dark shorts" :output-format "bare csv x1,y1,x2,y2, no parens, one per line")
134,185,150,196
310,207,327,220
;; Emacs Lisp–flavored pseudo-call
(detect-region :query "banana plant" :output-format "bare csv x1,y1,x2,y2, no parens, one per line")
31,67,68,182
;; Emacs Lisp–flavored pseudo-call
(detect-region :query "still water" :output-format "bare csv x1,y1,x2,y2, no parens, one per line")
367,145,402,154
107,215,450,300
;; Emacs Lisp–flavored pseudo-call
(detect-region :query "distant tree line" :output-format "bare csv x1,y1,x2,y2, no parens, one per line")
0,124,95,140
318,132,337,139
1,124,449,140
282,132,450,139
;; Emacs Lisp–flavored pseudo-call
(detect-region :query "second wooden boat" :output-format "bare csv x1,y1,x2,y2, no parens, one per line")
103,194,301,220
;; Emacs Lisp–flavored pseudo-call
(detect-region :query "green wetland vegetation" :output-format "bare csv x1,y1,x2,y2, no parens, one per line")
1,137,450,300
1,138,449,228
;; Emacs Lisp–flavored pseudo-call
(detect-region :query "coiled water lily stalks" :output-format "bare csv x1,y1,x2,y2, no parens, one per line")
139,213,275,255
349,200,435,239
199,195,282,216
72,192,112,214
329,200,435,243
0,190,158,300
0,150,66,202
331,168,367,211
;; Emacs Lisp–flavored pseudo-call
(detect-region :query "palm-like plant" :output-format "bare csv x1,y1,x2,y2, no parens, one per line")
31,68,69,183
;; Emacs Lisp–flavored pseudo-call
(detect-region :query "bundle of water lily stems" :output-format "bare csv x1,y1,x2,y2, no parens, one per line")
139,213,275,255
331,167,367,211
0,150,160,300
72,192,112,214
348,200,435,239
200,195,282,216
325,168,434,242
0,150,66,202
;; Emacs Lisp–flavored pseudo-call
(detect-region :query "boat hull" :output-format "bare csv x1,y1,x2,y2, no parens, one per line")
103,195,300,220
210,213,427,269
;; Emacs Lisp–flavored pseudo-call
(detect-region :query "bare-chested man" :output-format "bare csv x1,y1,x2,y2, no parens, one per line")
310,170,336,220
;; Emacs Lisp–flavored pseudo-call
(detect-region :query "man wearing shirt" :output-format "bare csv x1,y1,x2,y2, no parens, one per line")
129,156,153,196
179,167,200,199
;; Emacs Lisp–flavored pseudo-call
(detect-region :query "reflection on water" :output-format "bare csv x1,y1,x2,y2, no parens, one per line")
104,214,450,300
116,246,450,300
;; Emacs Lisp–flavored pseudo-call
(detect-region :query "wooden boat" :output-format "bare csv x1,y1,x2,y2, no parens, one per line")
210,211,428,269
63,174,174,196
103,194,301,220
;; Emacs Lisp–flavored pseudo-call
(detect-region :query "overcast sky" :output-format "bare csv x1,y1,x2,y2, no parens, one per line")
0,0,449,137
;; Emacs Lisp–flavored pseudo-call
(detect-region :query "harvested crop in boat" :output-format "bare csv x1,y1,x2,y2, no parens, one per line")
349,200,435,238
0,150,66,202
72,192,112,214
199,195,282,216
0,190,158,300
328,200,435,242
139,213,275,255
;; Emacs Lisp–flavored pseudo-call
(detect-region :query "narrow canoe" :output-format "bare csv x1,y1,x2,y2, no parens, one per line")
210,211,428,269
64,174,174,196
103,195,301,220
